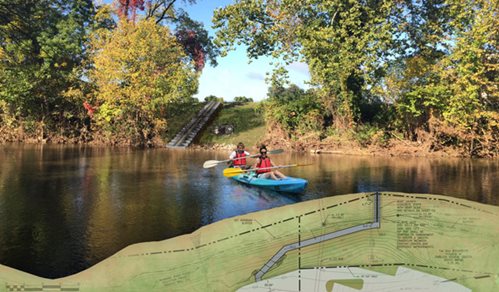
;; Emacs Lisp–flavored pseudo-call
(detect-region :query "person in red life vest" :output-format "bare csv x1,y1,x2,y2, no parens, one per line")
229,142,251,169
253,145,287,180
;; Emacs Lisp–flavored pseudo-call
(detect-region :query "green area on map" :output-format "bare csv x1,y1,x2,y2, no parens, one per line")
0,192,497,292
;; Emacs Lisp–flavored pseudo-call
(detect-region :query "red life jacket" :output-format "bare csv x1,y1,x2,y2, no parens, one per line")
256,157,271,174
233,151,247,166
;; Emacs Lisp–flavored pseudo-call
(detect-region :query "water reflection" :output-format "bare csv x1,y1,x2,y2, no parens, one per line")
281,152,498,205
0,144,497,278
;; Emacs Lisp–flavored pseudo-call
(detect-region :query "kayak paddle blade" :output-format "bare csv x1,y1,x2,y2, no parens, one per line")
203,160,220,168
223,168,245,177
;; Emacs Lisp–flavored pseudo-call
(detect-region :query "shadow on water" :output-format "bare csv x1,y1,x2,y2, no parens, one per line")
229,182,303,204
0,144,497,278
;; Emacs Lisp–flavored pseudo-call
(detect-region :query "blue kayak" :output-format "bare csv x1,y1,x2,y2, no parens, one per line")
231,173,308,193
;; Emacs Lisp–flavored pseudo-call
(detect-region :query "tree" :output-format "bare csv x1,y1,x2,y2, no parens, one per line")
174,13,219,71
436,0,498,155
374,0,498,155
234,96,253,103
115,0,218,71
213,0,399,128
440,0,498,126
89,18,198,145
116,0,145,21
213,0,497,156
380,0,460,140
0,0,94,138
264,84,323,135
204,95,224,102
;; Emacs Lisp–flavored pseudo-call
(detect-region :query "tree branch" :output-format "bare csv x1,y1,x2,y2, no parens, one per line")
146,1,162,19
156,0,177,24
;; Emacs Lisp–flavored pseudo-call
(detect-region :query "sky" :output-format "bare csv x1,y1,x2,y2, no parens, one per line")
101,0,311,101
178,0,311,102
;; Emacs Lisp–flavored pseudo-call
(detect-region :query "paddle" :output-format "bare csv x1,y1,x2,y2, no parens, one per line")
223,164,312,177
203,149,284,169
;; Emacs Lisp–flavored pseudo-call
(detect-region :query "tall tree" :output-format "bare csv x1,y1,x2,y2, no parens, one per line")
0,0,94,137
89,18,198,145
437,0,498,155
370,0,497,155
213,0,399,128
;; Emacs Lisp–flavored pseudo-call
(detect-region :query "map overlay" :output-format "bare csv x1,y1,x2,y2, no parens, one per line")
1,192,498,291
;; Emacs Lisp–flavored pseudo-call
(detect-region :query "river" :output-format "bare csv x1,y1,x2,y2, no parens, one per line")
0,144,497,278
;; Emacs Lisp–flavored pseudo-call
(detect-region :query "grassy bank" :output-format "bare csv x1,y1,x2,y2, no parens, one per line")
193,101,470,158
197,102,266,148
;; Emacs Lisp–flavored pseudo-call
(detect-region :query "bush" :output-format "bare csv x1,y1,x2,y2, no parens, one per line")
352,124,381,147
205,95,224,102
264,84,324,136
234,96,253,103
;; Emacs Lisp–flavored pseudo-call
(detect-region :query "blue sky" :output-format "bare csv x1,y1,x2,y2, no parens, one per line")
178,0,310,101
101,0,311,101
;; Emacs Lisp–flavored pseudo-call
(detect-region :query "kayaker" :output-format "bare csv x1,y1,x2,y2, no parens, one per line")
229,142,251,169
253,145,287,180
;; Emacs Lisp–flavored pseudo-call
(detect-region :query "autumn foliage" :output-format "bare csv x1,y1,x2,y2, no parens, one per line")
176,29,205,71
89,18,198,145
116,0,145,21
114,0,217,71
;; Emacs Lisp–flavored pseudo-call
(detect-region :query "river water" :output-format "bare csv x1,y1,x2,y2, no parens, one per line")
0,144,497,278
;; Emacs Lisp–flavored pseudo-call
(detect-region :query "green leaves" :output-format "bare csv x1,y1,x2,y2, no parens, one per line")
214,0,398,127
0,1,213,145
89,18,198,145
0,0,94,125
213,0,497,156
264,84,323,135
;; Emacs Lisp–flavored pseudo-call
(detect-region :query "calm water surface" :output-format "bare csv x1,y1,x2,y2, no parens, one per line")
0,145,497,278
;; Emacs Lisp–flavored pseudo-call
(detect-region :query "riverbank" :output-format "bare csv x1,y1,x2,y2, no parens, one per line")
0,100,205,147
0,130,484,158
260,135,466,158
193,127,469,158
192,141,464,158
192,103,495,158
0,127,165,147
1,100,495,158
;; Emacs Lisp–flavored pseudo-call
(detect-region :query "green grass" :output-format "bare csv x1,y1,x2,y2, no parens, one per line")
198,102,266,147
